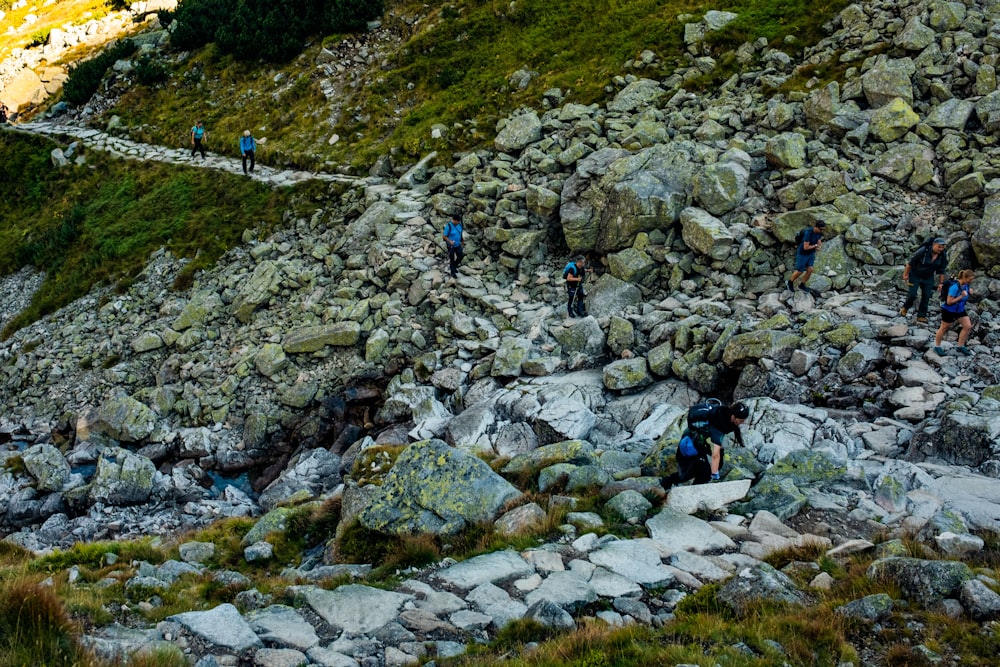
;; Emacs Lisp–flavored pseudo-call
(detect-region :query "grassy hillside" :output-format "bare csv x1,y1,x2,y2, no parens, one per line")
0,131,313,337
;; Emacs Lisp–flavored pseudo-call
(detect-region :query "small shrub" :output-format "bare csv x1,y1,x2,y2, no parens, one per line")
134,54,169,86
63,39,137,106
0,581,96,667
27,29,51,48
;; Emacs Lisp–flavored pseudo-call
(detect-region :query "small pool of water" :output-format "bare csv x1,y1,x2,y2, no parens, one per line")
207,471,256,498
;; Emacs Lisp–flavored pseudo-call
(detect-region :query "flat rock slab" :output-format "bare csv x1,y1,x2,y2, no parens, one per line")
666,479,751,515
434,550,534,590
169,603,262,652
524,570,598,611
247,604,320,651
647,506,737,553
300,585,412,634
587,538,674,587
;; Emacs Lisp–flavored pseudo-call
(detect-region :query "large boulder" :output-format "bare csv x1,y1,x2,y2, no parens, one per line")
560,144,695,252
358,439,521,536
867,557,974,606
907,397,1000,465
258,449,343,512
972,196,1000,267
602,358,652,392
494,111,543,152
586,274,643,319
861,59,914,108
97,396,157,442
232,261,282,323
771,206,851,242
22,444,71,492
607,78,666,113
282,323,360,352
868,97,919,142
172,289,224,332
716,563,809,617
89,447,157,506
680,207,734,260
765,132,807,169
691,156,749,215
0,68,46,112
870,143,936,186
722,330,801,366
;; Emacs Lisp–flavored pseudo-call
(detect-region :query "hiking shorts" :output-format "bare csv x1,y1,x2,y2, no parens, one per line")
942,308,966,324
794,250,816,272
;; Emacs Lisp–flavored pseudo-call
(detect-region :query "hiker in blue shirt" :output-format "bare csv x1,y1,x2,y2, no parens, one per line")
785,220,826,296
934,269,974,356
239,130,256,175
442,216,464,278
191,120,207,159
563,255,592,317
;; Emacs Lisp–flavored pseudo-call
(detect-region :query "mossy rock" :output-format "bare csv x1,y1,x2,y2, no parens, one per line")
823,322,861,348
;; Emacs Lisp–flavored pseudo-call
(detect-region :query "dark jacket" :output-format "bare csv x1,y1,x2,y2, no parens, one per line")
907,245,947,279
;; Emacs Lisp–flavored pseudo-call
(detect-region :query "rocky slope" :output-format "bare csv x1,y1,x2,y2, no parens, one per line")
2,0,1000,664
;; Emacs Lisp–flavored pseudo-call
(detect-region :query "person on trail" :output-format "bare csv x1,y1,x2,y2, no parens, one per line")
934,269,974,356
661,401,749,489
191,120,207,159
901,237,947,323
563,255,592,318
442,215,464,278
239,130,256,175
785,220,826,296
0,103,8,124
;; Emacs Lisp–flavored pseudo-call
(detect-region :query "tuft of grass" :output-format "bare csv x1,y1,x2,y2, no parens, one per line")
31,537,165,572
0,580,100,667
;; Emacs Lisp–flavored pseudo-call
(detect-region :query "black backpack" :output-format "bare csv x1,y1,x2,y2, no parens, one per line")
684,399,722,455
794,228,806,245
940,277,958,304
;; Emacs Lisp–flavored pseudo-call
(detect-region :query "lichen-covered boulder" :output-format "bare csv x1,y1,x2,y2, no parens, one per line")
837,341,882,379
495,111,542,152
867,557,973,606
603,358,652,392
526,185,561,220
552,317,606,357
232,260,282,323
722,330,801,366
172,289,224,332
771,206,851,242
869,97,919,142
870,143,935,185
560,144,695,253
358,439,521,536
89,447,157,506
925,98,975,130
895,17,935,51
692,157,749,215
607,78,666,113
97,396,156,442
258,449,342,512
680,207,734,260
22,444,71,492
586,274,642,319
907,396,1000,465
533,398,598,444
765,132,807,169
503,439,595,475
606,247,656,283
862,60,914,108
282,322,360,353
492,337,532,378
716,563,809,617
972,195,1000,267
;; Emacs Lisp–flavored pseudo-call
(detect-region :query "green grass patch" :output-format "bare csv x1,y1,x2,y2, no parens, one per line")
31,537,165,572
0,131,301,337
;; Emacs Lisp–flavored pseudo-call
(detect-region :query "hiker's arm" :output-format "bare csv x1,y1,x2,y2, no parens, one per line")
946,289,966,306
710,443,722,475
902,263,911,282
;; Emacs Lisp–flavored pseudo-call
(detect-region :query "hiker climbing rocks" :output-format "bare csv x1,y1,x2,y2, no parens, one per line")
901,237,947,323
661,400,748,489
191,120,207,159
563,255,591,318
442,215,464,278
240,130,256,175
934,269,974,356
786,220,826,296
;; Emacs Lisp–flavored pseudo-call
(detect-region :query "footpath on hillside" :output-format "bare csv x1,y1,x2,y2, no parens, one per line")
3,120,361,188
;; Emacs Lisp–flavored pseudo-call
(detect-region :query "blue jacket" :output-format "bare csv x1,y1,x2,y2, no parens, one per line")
240,136,256,153
443,221,463,248
191,125,205,139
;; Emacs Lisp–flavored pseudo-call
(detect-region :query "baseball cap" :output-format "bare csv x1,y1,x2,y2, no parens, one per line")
933,237,946,244
731,403,750,419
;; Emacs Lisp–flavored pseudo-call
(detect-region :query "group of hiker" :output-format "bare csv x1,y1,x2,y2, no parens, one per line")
188,120,257,175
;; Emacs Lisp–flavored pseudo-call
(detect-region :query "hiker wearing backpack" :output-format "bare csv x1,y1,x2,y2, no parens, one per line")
442,215,464,278
661,400,749,489
785,220,826,296
563,255,592,318
191,120,207,159
239,130,256,175
934,269,974,356
901,237,947,323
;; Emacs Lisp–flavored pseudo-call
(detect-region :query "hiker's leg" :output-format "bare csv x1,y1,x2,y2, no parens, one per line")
800,266,814,285
447,247,458,277
242,153,248,174
455,245,464,270
566,286,576,316
576,284,587,315
934,320,951,346
916,277,935,317
957,315,972,346
690,456,713,485
248,150,255,172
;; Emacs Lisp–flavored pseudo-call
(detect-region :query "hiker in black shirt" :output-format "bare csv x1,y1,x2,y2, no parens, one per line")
662,402,749,488
901,237,947,323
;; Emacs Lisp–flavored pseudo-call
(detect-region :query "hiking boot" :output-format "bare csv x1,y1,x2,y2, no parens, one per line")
934,346,946,355
785,279,794,292
806,287,821,297
899,307,908,316
916,317,928,323
958,346,972,356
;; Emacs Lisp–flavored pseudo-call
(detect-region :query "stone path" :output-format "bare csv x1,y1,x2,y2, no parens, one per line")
5,120,362,188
